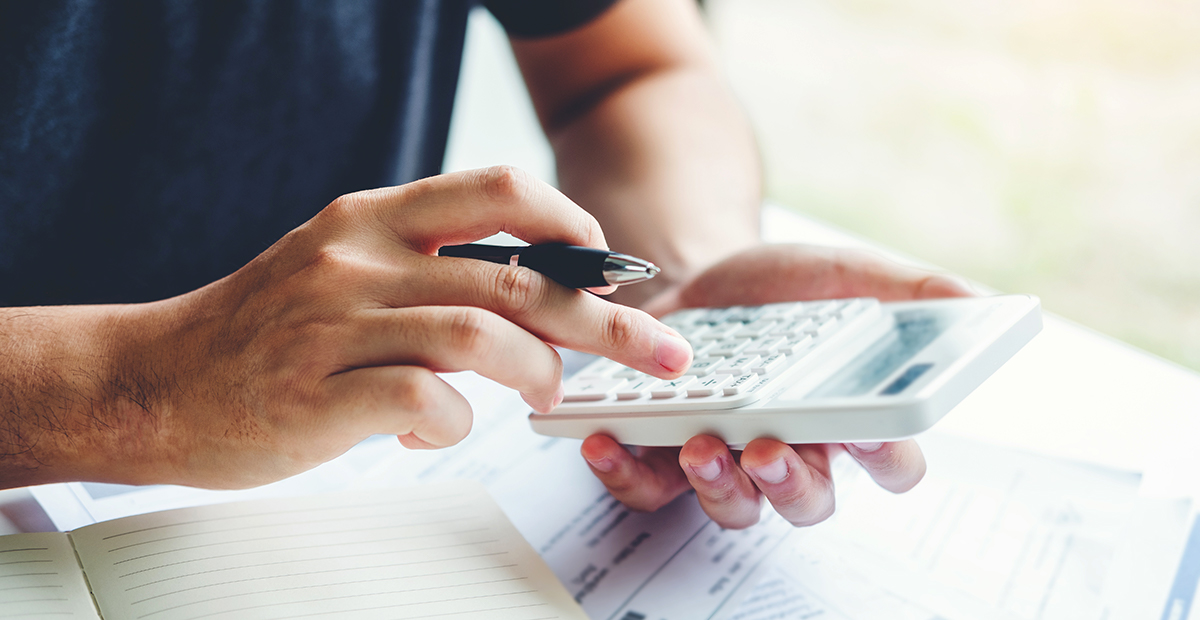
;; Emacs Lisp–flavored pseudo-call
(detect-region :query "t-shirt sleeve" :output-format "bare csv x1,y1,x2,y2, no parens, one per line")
482,0,621,38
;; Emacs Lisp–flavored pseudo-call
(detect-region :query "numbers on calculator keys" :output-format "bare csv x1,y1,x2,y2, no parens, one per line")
560,298,880,405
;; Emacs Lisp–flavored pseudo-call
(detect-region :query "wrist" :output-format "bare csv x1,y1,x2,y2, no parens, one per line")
0,302,176,488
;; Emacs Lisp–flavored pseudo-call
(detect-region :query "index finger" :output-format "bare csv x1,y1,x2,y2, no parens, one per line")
354,166,609,254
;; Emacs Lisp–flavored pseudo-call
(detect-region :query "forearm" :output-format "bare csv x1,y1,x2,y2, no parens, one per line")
550,65,762,307
0,304,168,488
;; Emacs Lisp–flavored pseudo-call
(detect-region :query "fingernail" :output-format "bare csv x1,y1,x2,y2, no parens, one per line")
688,458,722,482
654,331,692,373
586,456,615,473
850,442,884,453
750,459,789,484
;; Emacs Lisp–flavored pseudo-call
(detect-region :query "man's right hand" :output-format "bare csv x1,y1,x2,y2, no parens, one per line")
0,166,693,490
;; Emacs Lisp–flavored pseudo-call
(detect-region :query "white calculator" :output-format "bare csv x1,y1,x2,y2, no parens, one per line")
529,295,1041,446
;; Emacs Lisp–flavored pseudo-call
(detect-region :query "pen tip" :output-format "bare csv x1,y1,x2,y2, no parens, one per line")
602,254,660,285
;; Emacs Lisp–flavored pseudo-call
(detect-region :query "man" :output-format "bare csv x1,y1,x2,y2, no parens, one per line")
0,0,967,528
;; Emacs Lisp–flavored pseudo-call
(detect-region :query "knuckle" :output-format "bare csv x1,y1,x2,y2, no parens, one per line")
323,193,364,221
304,245,352,274
276,362,326,409
826,247,867,283
394,370,472,448
571,210,604,247
480,165,532,205
394,368,440,418
913,274,964,300
490,265,543,318
601,308,642,353
296,247,378,294
443,307,493,359
286,245,372,299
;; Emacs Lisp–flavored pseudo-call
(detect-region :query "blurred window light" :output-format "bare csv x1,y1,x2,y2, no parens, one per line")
708,0,1200,371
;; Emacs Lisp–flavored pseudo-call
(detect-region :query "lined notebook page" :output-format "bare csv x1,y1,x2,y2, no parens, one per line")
68,482,585,620
0,532,101,619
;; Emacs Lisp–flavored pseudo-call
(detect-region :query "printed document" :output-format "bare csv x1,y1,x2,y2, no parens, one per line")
727,434,1194,620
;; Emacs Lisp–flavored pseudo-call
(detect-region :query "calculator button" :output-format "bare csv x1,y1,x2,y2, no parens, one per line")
700,323,741,340
778,335,813,354
770,318,814,337
745,337,787,356
613,368,646,379
651,378,695,399
687,375,731,397
616,378,660,400
562,378,626,402
708,339,752,357
756,303,802,320
699,307,739,324
734,320,779,338
716,306,753,322
683,357,725,377
723,373,758,396
723,307,762,323
753,353,787,375
716,355,761,375
805,316,839,338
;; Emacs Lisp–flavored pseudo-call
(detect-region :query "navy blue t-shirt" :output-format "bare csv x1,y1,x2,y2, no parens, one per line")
0,0,615,306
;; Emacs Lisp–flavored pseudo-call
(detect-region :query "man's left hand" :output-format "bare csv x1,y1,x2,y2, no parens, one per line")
580,244,974,528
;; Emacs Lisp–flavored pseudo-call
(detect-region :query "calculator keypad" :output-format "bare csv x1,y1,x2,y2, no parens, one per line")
557,298,880,409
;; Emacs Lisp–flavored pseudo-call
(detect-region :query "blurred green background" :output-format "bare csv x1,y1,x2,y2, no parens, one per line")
707,0,1200,371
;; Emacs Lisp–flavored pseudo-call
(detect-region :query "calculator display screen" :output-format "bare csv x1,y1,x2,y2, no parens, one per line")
798,307,965,399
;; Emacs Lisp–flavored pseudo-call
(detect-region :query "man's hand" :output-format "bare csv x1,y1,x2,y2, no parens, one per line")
580,244,974,528
0,166,695,490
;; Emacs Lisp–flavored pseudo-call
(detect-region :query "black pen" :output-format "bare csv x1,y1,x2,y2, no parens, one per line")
438,243,660,289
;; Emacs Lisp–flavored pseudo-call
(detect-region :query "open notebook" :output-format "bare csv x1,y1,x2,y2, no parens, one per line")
0,481,586,620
